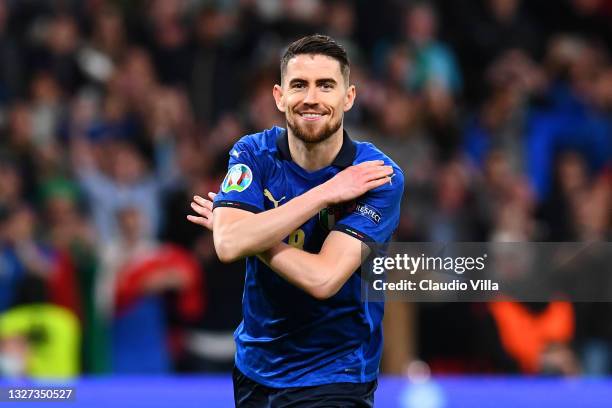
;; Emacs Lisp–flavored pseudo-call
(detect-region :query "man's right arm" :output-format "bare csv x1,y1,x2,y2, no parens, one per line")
195,160,393,263
211,187,327,262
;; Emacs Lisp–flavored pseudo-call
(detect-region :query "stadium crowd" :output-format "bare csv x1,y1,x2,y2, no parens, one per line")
0,0,610,379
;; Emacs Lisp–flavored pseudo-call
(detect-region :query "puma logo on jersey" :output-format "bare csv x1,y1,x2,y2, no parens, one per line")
230,149,244,159
264,189,286,208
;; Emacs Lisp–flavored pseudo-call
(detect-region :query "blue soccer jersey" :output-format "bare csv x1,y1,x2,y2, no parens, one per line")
213,126,404,387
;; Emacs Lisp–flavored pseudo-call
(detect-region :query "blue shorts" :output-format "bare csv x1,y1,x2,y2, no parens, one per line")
232,366,377,407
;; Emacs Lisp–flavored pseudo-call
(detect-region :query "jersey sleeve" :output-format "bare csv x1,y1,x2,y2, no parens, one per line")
213,141,265,214
333,167,404,244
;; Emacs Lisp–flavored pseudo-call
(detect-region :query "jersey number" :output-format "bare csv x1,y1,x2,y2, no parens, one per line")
288,229,305,249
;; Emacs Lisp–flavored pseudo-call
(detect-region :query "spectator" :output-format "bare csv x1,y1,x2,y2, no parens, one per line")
401,2,462,95
0,275,80,379
97,206,204,374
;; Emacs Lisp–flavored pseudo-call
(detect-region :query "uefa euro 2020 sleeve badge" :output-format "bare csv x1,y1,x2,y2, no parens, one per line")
221,164,253,193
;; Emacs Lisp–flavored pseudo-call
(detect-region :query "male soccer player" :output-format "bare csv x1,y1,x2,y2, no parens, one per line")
188,35,404,407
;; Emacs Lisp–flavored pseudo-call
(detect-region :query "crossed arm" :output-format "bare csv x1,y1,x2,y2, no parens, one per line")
188,160,392,299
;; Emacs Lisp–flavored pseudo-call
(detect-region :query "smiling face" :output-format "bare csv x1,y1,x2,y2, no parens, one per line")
273,54,355,144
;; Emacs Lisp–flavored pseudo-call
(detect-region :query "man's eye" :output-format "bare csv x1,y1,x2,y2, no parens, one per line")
292,83,305,89
321,83,334,90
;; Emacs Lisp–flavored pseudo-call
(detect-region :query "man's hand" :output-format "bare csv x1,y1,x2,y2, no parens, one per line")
318,160,393,205
187,192,216,231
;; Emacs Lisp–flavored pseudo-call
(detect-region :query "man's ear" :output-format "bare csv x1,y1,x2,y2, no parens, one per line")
343,84,356,112
273,84,286,113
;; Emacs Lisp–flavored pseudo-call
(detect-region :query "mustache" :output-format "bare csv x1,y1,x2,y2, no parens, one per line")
292,106,330,115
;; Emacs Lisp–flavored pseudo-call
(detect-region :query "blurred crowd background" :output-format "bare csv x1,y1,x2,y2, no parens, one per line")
0,0,610,381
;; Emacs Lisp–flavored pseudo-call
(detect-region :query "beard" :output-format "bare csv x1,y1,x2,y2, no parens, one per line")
286,112,342,144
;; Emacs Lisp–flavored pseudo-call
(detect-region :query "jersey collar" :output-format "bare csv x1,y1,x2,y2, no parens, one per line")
276,128,356,168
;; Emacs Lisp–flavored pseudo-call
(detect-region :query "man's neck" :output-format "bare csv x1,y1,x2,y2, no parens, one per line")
287,128,344,172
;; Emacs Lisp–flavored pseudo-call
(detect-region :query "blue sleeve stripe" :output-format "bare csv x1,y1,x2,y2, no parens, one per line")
213,200,263,214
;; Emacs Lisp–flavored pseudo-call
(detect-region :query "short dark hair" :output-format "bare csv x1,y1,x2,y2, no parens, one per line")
280,34,350,84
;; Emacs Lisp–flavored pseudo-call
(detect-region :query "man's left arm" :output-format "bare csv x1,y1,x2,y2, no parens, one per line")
260,167,405,299
257,232,365,300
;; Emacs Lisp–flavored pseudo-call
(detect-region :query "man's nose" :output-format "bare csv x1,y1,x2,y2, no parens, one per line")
302,86,318,105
